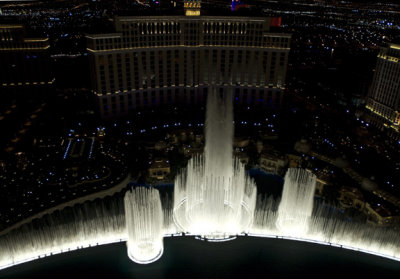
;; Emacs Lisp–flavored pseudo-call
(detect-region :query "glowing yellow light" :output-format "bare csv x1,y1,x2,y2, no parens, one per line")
185,10,201,16
24,38,49,42
366,105,400,132
87,45,289,53
378,53,399,63
0,25,23,29
0,46,49,51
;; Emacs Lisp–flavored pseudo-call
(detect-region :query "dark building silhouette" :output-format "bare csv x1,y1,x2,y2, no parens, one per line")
0,25,53,94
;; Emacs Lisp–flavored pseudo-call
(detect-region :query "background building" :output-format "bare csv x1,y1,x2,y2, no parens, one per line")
148,158,171,181
259,151,287,176
87,2,291,117
366,44,400,138
0,25,53,94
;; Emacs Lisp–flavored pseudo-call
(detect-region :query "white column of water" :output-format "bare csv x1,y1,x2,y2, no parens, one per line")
0,197,126,270
124,187,164,264
173,88,257,240
275,168,316,237
203,88,234,184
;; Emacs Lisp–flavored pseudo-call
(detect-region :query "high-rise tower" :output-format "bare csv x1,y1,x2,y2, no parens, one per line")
366,44,400,138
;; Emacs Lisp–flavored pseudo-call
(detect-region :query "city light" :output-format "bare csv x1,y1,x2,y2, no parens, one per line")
1,0,400,275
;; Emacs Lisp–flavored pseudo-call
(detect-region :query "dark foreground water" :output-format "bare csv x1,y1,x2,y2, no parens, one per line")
1,237,399,279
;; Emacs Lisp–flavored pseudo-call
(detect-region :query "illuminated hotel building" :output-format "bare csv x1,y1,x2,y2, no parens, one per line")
366,44,400,137
0,25,53,92
86,0,291,117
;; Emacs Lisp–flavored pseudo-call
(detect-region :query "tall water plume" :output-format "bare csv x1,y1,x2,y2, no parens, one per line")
173,88,257,240
124,187,164,264
275,168,316,237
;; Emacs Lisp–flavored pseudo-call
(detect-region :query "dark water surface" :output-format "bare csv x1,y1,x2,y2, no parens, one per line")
1,236,399,279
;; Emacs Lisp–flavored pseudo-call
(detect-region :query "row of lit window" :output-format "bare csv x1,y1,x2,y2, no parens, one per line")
1,79,55,86
368,101,397,121
93,40,289,51
119,19,267,34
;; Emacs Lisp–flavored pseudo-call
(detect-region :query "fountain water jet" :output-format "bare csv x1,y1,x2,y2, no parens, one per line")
124,187,164,264
2,87,400,269
173,88,257,240
275,168,316,237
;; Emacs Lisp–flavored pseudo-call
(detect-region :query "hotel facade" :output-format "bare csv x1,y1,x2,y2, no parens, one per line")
366,44,400,138
87,2,291,117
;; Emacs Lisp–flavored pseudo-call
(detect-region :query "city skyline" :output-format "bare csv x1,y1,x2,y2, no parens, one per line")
0,0,400,277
